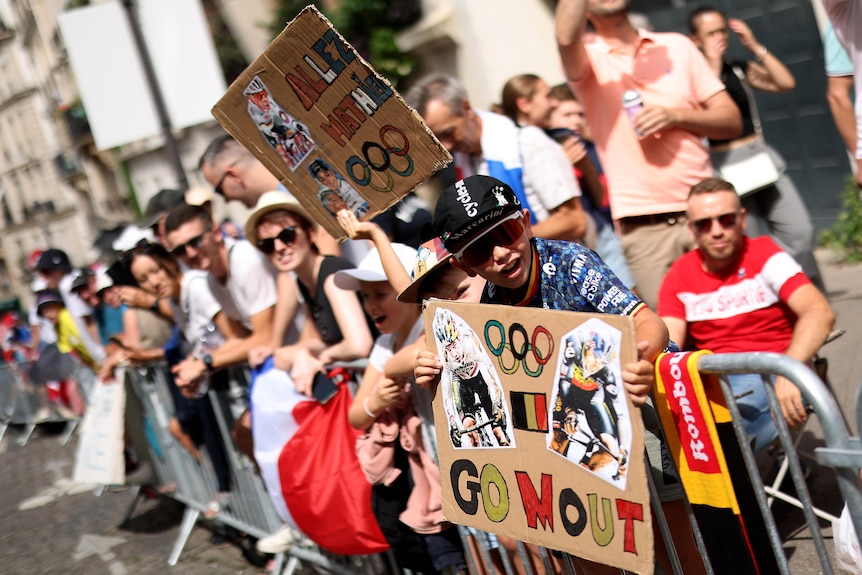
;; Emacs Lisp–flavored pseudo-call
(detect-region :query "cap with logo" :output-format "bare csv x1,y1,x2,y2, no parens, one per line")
35,249,72,273
431,175,521,253
397,237,453,303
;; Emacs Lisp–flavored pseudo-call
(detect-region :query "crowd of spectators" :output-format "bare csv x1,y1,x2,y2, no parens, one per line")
9,2,855,573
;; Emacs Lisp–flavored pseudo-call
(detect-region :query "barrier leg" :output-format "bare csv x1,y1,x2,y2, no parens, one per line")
281,555,300,575
167,507,200,566
0,421,7,444
58,419,78,445
16,423,36,446
122,485,143,524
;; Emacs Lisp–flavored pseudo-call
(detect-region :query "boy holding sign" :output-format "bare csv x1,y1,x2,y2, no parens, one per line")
414,174,666,403
413,175,706,574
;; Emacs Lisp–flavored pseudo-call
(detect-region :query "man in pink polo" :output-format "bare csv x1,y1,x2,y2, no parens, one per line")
556,0,742,308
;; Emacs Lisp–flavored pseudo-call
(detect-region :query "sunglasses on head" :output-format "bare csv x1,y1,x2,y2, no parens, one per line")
170,232,207,258
453,212,524,267
257,227,298,255
691,212,740,235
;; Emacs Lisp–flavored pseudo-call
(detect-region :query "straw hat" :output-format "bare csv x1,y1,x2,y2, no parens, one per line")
244,191,314,246
185,185,214,207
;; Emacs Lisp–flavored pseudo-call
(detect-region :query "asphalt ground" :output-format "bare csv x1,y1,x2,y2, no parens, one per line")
0,249,860,575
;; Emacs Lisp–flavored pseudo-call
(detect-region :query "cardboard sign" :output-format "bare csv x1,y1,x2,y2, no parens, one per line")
424,301,653,575
212,6,451,240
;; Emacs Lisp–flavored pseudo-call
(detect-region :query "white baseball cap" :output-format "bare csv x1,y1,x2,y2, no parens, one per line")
333,243,416,291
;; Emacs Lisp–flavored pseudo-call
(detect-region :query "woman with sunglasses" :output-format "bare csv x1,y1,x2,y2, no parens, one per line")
244,193,374,394
102,242,242,516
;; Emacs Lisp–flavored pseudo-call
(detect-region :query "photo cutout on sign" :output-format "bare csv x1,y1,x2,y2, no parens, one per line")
432,308,515,450
308,158,369,219
244,75,316,171
548,318,632,488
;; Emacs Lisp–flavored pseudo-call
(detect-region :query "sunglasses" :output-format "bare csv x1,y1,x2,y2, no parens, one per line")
257,227,298,255
453,212,524,267
214,160,239,196
690,212,740,235
170,232,207,258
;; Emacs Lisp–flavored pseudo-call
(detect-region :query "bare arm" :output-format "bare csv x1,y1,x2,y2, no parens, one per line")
337,210,412,293
662,316,689,353
530,198,588,243
827,75,857,153
173,305,275,389
623,307,670,406
775,284,836,426
317,275,374,365
636,89,743,140
556,0,592,83
728,18,795,93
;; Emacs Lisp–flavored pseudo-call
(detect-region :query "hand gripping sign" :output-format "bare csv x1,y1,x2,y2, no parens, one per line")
424,301,653,574
212,6,451,241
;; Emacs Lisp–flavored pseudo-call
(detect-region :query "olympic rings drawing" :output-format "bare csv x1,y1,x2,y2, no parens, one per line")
345,125,415,192
484,320,554,377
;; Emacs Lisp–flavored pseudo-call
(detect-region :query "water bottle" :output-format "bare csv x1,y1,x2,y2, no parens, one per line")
192,322,225,398
622,90,644,137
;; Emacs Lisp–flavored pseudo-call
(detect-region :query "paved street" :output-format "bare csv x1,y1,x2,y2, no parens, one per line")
0,249,860,575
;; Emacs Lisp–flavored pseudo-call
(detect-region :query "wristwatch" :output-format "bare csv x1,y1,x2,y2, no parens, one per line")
202,354,214,373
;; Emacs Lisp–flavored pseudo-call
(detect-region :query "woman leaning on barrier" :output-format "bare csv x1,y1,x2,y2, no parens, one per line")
101,241,245,517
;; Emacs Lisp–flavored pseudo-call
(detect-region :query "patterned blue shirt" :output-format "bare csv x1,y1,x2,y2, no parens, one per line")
481,238,645,317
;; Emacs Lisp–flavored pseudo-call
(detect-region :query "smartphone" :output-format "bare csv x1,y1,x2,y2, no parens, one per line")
312,371,339,404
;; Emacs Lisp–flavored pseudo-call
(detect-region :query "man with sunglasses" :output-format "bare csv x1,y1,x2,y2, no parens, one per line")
658,177,835,452
163,204,275,394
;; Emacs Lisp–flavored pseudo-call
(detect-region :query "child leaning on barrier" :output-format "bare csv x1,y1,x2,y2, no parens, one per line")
413,175,707,575
334,211,467,575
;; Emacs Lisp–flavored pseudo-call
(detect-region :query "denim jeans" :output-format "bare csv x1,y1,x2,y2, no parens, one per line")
727,373,779,453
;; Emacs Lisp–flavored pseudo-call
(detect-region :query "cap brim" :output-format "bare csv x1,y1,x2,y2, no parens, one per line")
333,269,388,291
397,252,454,303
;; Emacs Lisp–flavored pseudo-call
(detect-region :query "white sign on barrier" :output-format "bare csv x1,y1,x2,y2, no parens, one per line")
73,372,126,485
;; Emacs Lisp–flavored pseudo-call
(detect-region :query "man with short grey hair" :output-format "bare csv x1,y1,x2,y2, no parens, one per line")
405,73,591,245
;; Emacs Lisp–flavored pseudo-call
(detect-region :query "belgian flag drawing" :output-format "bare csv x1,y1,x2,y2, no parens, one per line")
510,391,549,433
654,351,780,574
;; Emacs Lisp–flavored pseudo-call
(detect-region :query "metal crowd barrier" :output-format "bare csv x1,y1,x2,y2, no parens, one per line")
698,352,862,575
0,360,95,446
121,363,400,575
107,352,862,575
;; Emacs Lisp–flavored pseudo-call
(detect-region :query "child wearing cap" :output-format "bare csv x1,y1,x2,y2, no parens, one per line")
333,241,466,575
415,174,667,403
415,175,708,575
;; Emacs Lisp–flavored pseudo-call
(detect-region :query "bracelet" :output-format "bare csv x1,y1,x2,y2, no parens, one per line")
756,45,768,62
363,396,376,419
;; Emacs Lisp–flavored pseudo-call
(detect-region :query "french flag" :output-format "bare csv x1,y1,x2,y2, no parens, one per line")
250,358,388,555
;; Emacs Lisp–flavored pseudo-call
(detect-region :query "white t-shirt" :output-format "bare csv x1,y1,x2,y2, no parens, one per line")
207,238,277,330
206,238,305,346
169,269,223,348
28,306,57,345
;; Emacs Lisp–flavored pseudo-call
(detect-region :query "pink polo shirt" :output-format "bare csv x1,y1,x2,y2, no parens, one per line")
570,31,726,220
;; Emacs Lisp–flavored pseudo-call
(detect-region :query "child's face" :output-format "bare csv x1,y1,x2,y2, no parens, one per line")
39,302,62,323
453,211,534,290
421,265,485,303
359,280,403,334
